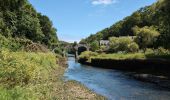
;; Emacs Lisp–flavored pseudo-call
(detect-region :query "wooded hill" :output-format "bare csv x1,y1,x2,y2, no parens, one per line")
0,0,58,49
81,0,170,48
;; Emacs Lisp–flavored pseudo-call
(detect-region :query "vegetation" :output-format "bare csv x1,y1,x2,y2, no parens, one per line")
0,0,59,49
78,0,170,64
133,26,160,50
109,37,138,53
0,0,105,99
81,0,170,49
79,49,170,62
0,49,57,99
90,40,99,52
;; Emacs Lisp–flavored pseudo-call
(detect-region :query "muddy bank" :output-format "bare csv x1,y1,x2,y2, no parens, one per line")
79,58,170,75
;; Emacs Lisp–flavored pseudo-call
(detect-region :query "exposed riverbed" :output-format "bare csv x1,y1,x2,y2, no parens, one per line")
64,57,170,100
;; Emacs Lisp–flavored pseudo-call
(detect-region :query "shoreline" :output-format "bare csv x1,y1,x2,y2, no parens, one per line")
53,57,106,100
78,58,170,89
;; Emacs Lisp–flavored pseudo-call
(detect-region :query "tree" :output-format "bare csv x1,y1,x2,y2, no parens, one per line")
0,0,59,49
133,26,160,50
90,41,99,52
109,37,133,52
38,13,58,47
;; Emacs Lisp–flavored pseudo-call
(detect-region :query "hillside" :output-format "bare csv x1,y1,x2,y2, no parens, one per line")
0,0,58,50
81,0,170,48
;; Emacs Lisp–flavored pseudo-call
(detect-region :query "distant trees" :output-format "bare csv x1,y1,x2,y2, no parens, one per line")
133,26,160,50
82,0,170,49
90,41,99,52
109,37,139,53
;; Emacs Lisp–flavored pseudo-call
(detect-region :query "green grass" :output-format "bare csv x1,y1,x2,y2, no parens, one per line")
80,51,170,62
93,53,146,60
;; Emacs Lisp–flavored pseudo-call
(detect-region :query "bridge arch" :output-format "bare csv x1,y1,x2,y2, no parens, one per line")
74,44,90,59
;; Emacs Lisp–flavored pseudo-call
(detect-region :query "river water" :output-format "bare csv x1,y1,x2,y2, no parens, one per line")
64,57,170,100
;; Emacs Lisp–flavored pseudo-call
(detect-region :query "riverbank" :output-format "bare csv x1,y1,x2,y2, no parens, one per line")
50,57,106,100
0,50,105,100
78,51,170,89
79,52,170,75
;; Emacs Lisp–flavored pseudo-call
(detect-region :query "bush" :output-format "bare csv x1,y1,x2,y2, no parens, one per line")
79,51,98,60
53,48,63,55
155,47,170,55
110,37,137,52
128,42,139,53
0,34,33,51
24,43,49,53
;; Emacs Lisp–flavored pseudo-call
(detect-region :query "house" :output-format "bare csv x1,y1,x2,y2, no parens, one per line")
100,40,110,47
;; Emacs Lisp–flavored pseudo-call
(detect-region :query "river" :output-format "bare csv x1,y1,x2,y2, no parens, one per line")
64,57,170,100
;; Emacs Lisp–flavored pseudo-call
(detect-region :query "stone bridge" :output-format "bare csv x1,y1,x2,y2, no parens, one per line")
74,44,90,59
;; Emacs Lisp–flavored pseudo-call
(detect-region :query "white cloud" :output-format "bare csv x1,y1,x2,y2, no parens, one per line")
92,0,117,5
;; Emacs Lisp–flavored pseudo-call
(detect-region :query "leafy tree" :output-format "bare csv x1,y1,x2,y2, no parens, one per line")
38,13,58,47
109,37,133,52
133,26,160,50
0,0,59,49
90,41,99,52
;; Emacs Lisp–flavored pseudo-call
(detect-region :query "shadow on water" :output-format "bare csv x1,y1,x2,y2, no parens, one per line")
64,57,170,100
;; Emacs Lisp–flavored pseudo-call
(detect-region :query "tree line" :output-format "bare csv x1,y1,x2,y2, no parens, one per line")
0,0,59,49
81,0,170,49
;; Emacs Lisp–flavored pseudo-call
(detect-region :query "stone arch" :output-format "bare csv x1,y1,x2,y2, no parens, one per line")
74,44,90,59
78,46,87,55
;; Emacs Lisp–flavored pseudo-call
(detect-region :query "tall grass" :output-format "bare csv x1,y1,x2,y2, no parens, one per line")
0,49,57,99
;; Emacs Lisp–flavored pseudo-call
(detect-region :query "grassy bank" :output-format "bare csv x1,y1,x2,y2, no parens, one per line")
0,50,105,100
79,51,170,77
80,51,170,62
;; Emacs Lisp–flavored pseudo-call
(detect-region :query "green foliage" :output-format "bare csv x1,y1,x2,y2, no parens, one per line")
0,0,58,48
109,37,137,52
128,42,139,53
0,50,57,99
82,0,170,48
54,48,63,55
0,34,22,51
133,26,160,49
90,41,99,52
155,47,170,55
92,53,146,60
38,13,58,47
79,51,98,60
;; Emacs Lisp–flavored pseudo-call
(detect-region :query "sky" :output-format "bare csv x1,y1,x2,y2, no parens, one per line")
29,0,156,43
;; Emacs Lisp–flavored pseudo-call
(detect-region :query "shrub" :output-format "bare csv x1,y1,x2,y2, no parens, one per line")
128,42,139,53
109,37,134,53
79,51,98,60
24,43,49,53
155,47,170,55
145,48,154,54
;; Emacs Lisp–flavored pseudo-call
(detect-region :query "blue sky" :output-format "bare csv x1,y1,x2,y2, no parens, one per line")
29,0,156,43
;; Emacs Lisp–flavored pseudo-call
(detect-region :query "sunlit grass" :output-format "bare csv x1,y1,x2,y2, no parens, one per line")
93,53,146,60
0,49,57,99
